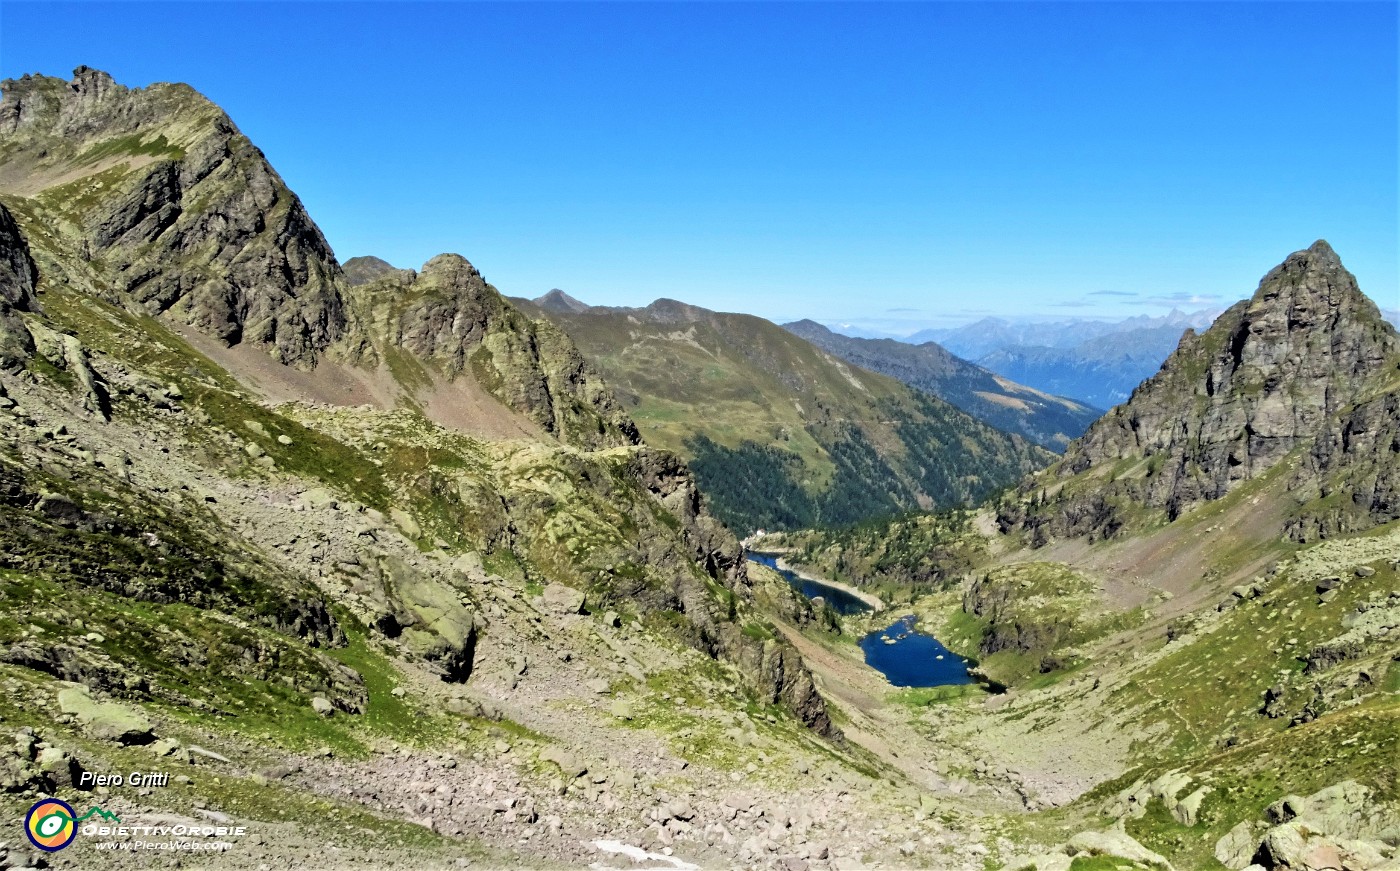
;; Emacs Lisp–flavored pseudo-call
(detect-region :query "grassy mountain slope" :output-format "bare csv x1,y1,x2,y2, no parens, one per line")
517,296,1053,534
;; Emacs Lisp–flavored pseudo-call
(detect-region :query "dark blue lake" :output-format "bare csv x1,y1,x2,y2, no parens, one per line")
745,553,872,616
859,615,974,687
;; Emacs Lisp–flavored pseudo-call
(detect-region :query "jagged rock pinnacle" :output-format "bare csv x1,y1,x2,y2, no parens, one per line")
1004,241,1400,542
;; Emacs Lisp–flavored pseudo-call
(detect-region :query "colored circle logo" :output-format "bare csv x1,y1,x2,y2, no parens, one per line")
25,798,77,852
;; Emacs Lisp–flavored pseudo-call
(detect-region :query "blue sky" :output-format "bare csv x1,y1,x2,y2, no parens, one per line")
2,2,1396,332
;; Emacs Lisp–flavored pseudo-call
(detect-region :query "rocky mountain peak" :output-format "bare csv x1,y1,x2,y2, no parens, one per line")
67,65,121,101
0,66,346,366
533,288,591,314
420,252,483,281
1005,241,1400,542
341,255,416,287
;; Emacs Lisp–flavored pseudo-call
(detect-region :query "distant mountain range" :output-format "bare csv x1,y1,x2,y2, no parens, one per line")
831,310,1219,410
909,309,1217,356
781,320,1100,450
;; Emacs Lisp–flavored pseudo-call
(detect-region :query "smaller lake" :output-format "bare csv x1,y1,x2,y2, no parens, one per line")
860,615,974,687
745,553,872,616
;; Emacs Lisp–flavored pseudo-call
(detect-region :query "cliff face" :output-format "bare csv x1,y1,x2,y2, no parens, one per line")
0,203,37,368
1003,241,1400,542
1,67,347,365
346,253,642,451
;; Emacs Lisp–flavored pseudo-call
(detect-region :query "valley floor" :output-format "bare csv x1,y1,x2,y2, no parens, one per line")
1,352,1396,871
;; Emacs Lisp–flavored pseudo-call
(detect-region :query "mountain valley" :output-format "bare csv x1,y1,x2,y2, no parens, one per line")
0,66,1394,871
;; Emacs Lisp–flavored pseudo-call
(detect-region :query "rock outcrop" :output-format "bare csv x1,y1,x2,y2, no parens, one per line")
1208,781,1400,871
1003,241,1400,542
350,253,641,451
0,203,36,369
0,67,347,365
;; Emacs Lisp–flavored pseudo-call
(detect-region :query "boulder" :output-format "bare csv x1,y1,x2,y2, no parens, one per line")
542,583,585,615
301,488,337,510
1005,853,1072,871
311,696,334,717
1066,830,1174,870
390,508,421,539
1253,821,1322,870
36,745,84,790
57,687,155,745
539,746,586,780
1267,795,1310,824
451,551,486,581
1172,785,1212,826
1296,781,1377,840
1149,770,1194,805
1216,820,1259,869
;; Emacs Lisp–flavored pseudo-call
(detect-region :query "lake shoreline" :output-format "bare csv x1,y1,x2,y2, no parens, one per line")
748,549,886,612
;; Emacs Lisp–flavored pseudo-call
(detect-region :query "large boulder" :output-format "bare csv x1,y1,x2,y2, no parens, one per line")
1066,830,1174,870
542,583,585,615
538,745,586,780
57,687,155,745
1217,821,1260,869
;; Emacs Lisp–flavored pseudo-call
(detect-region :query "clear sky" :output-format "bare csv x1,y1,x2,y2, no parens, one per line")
2,2,1396,333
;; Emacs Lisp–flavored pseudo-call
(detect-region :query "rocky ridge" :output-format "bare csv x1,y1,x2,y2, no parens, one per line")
1,67,348,366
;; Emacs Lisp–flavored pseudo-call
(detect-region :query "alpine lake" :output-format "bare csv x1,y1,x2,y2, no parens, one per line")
746,553,973,688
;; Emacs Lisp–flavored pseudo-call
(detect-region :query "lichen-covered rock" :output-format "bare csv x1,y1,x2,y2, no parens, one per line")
57,686,156,745
542,583,585,615
26,322,110,418
1065,829,1174,870
1217,820,1261,870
